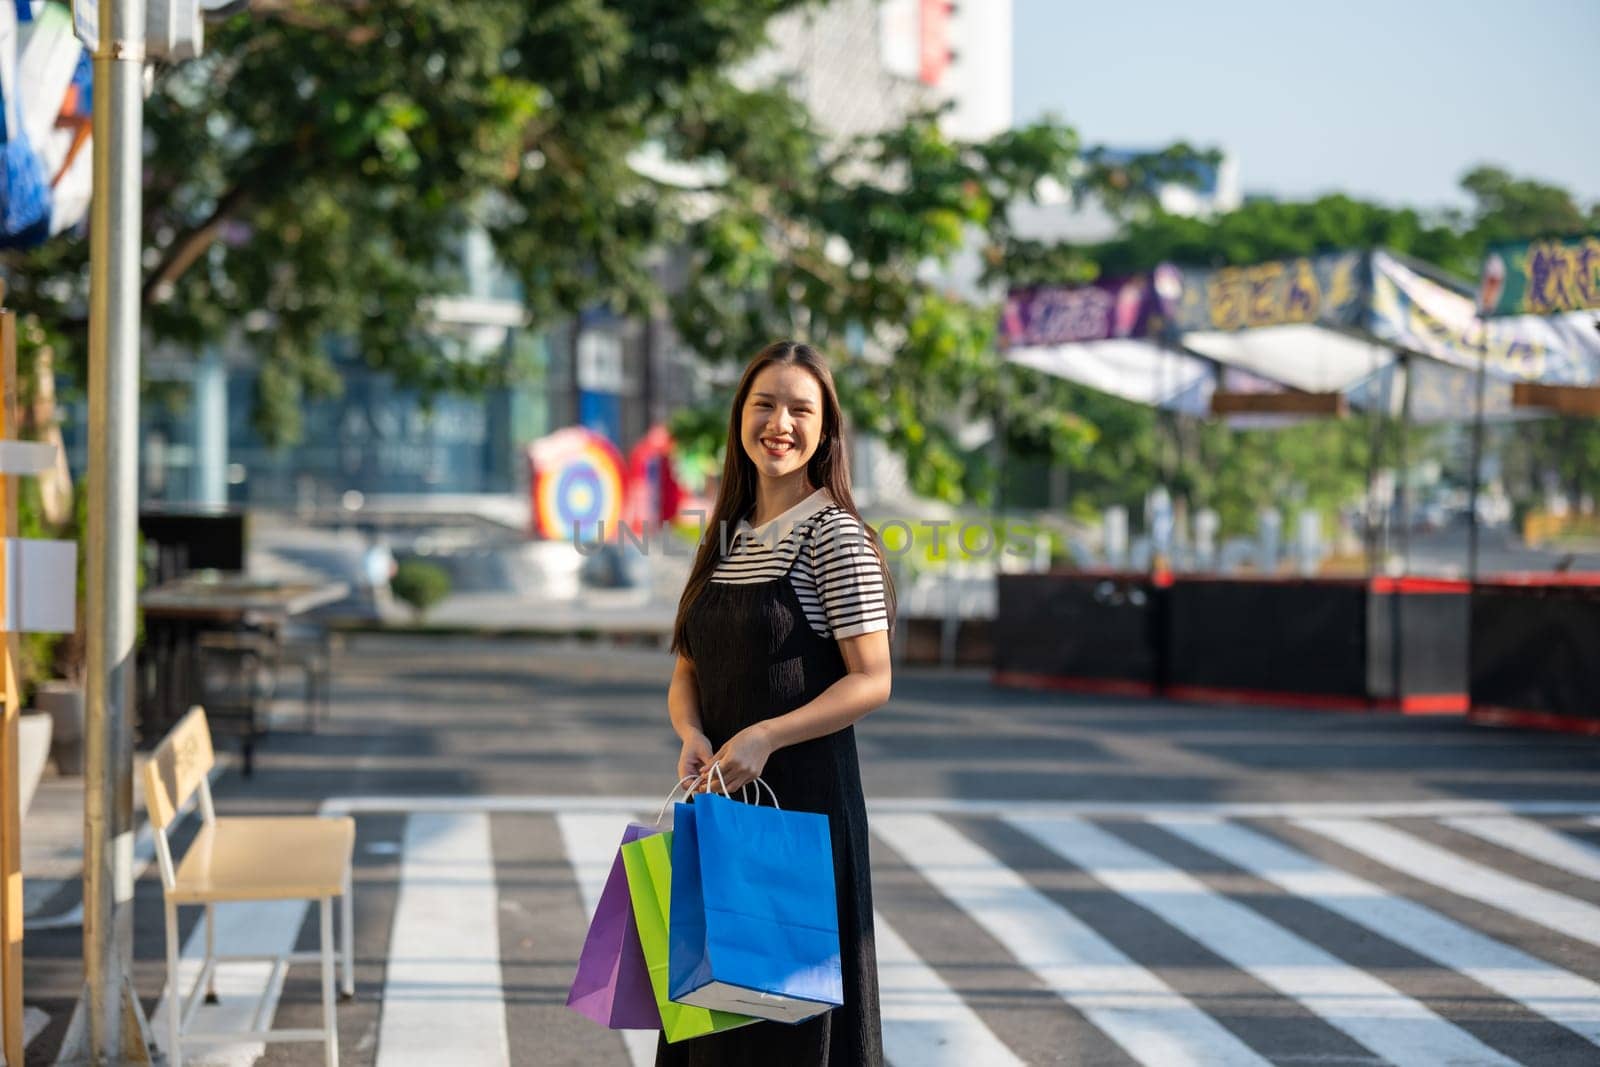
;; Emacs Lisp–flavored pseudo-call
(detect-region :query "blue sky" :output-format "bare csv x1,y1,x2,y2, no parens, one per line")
1013,0,1600,210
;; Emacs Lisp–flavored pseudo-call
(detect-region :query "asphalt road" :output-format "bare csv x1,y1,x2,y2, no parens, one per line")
22,634,1600,1066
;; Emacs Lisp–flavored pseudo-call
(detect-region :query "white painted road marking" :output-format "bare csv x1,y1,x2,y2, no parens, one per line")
376,812,509,1067
876,910,1026,1067
321,795,1600,819
1443,814,1600,882
555,813,657,1067
1298,817,1600,949
149,900,309,1067
1158,815,1600,1048
873,813,1271,1067
1012,816,1515,1067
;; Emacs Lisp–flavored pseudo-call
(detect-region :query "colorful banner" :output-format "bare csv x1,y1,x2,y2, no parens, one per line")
1172,252,1367,334
1371,252,1600,386
1001,275,1158,347
1479,234,1600,317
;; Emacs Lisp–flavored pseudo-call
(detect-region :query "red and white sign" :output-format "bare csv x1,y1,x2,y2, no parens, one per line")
919,0,951,86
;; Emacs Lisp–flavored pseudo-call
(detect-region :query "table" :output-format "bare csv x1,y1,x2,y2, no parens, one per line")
138,574,349,763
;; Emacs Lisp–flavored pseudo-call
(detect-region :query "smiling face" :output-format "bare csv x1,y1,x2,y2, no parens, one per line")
740,362,825,485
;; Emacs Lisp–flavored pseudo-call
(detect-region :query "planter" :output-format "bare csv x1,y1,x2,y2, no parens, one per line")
18,711,52,816
36,680,85,775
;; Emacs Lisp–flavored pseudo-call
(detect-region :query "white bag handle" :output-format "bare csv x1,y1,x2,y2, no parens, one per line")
704,763,781,809
654,774,700,826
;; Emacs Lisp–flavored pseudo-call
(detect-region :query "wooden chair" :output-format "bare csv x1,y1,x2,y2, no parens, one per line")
143,706,354,1067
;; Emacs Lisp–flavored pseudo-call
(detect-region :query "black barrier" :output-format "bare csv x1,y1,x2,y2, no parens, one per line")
994,573,1470,713
1470,577,1600,734
992,572,1166,694
1165,578,1370,705
1367,579,1471,712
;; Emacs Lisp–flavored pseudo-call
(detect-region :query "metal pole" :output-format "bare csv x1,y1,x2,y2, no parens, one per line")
60,0,155,1060
1395,354,1413,574
1361,357,1384,580
1466,318,1489,581
992,352,1008,521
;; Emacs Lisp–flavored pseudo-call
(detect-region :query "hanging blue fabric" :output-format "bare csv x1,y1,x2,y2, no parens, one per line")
0,0,53,248
0,121,52,248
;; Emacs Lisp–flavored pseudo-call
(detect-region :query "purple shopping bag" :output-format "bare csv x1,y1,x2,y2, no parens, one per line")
567,823,662,1029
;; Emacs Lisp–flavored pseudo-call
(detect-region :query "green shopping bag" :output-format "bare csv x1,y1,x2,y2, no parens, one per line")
620,830,758,1043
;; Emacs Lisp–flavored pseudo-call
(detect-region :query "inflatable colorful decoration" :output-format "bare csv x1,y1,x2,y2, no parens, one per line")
526,426,625,541
621,424,685,535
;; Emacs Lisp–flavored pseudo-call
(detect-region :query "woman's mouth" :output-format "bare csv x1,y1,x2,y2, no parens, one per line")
760,437,793,456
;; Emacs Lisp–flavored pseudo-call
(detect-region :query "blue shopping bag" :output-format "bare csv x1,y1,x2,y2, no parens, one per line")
667,789,843,1023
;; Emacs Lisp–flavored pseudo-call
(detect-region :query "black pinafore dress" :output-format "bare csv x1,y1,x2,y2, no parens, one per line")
658,561,884,1067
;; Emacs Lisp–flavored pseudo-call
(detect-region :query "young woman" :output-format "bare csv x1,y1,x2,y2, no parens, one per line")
662,340,895,1067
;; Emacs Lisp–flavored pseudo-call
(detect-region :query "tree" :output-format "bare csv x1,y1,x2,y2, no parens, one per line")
662,99,1211,502
2,0,811,443
2,0,1190,506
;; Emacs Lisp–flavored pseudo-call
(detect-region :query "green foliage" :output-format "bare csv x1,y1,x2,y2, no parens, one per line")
1,0,814,446
665,107,1189,503
2,0,1594,526
390,559,453,620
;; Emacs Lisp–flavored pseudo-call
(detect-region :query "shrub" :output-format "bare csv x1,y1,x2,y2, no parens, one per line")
390,560,452,621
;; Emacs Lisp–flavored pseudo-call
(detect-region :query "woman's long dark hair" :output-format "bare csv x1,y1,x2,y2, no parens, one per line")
671,340,896,655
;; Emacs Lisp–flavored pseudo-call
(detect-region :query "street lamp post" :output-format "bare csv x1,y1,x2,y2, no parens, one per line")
57,0,155,1061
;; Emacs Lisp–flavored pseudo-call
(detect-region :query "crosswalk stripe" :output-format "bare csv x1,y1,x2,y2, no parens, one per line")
875,909,1026,1067
1156,816,1600,1047
555,813,658,1067
1442,815,1600,882
1298,817,1600,949
872,812,1271,1067
376,812,509,1067
1011,815,1515,1067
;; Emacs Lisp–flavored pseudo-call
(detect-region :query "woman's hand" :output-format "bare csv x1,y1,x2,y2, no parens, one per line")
677,730,714,784
705,723,775,795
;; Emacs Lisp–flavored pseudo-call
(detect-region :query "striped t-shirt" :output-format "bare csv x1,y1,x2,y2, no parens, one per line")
710,489,889,640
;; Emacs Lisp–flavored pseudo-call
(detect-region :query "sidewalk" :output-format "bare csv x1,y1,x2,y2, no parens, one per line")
421,585,677,640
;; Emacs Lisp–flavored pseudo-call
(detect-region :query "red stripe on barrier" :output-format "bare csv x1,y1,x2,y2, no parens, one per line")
991,671,1158,698
1169,575,1369,588
1369,577,1471,595
1477,572,1600,588
1372,693,1470,714
1164,685,1372,713
1468,706,1600,736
